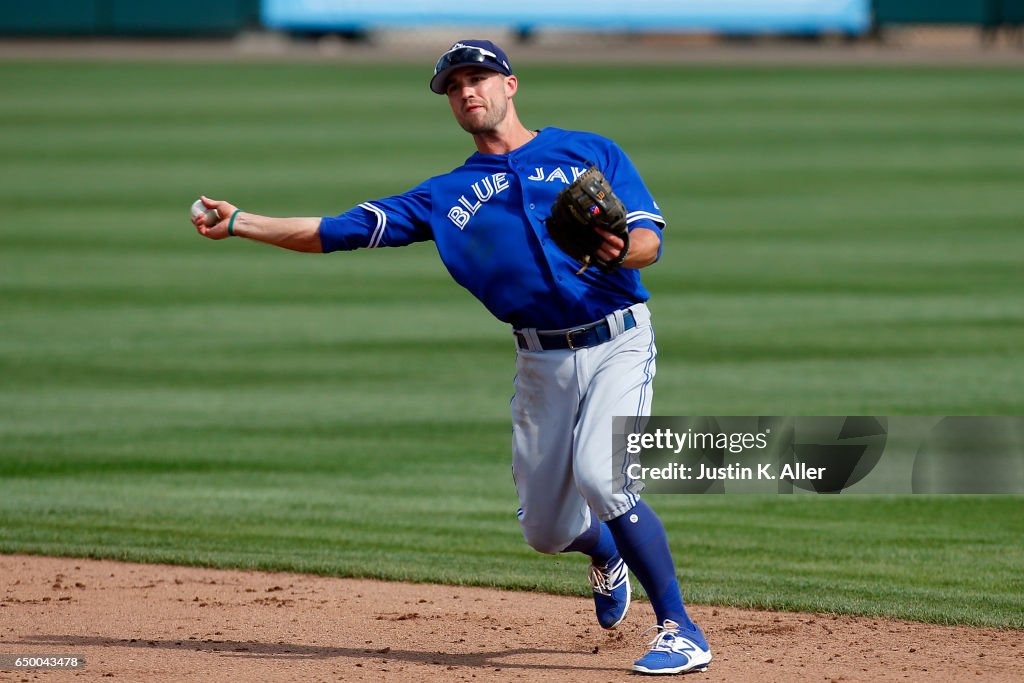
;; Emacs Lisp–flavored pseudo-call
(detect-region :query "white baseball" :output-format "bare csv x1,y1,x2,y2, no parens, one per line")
191,199,220,227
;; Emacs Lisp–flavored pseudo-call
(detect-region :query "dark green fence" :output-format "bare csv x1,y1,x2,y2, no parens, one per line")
874,0,1024,25
0,0,260,35
997,0,1024,21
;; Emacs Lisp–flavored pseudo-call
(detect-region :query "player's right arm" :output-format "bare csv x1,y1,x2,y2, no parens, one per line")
193,196,323,253
196,182,433,254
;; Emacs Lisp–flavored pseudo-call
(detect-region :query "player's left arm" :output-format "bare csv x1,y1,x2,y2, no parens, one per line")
592,140,665,270
595,226,659,269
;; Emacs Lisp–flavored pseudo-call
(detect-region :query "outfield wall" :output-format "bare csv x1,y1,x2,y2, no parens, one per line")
1,0,1022,36
261,0,871,35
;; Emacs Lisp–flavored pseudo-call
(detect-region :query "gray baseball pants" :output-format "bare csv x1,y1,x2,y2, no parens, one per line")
511,303,655,554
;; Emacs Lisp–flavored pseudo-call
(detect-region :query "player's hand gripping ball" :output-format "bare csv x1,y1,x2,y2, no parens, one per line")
545,166,630,274
191,198,220,227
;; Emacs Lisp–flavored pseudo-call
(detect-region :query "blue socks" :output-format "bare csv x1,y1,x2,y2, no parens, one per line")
563,512,618,567
605,499,696,631
562,501,697,632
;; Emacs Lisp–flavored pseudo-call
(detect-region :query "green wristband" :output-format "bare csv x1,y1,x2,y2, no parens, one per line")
227,209,242,237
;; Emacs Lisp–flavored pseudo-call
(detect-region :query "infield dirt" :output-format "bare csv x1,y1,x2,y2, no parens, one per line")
1,554,1020,682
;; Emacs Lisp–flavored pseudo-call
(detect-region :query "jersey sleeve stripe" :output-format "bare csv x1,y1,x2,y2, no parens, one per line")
359,202,387,248
626,210,665,227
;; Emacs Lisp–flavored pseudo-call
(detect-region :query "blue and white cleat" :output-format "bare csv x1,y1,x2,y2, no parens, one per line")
632,619,713,675
590,555,631,629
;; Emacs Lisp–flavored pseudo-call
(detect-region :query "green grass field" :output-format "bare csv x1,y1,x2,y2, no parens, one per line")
1,62,1022,628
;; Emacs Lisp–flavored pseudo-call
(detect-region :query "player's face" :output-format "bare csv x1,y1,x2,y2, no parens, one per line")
445,68,512,135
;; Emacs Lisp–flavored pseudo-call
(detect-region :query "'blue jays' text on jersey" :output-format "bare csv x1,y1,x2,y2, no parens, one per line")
318,127,665,330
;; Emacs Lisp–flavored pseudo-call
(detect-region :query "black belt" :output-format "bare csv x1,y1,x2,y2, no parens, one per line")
516,310,637,351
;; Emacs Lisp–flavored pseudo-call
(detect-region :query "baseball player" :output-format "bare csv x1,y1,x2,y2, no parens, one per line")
192,39,711,675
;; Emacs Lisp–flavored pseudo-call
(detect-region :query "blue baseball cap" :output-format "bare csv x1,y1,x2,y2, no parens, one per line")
430,39,513,94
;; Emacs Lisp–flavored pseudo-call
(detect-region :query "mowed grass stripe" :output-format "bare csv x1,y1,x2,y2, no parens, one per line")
0,62,1022,627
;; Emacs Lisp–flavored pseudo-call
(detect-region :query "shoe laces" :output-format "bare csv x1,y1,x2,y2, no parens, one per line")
640,619,681,652
589,559,625,596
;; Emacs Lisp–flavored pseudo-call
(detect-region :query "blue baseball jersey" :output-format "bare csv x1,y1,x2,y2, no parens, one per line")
319,127,665,330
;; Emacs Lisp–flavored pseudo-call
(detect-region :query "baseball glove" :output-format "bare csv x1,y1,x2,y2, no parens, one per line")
545,166,629,274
